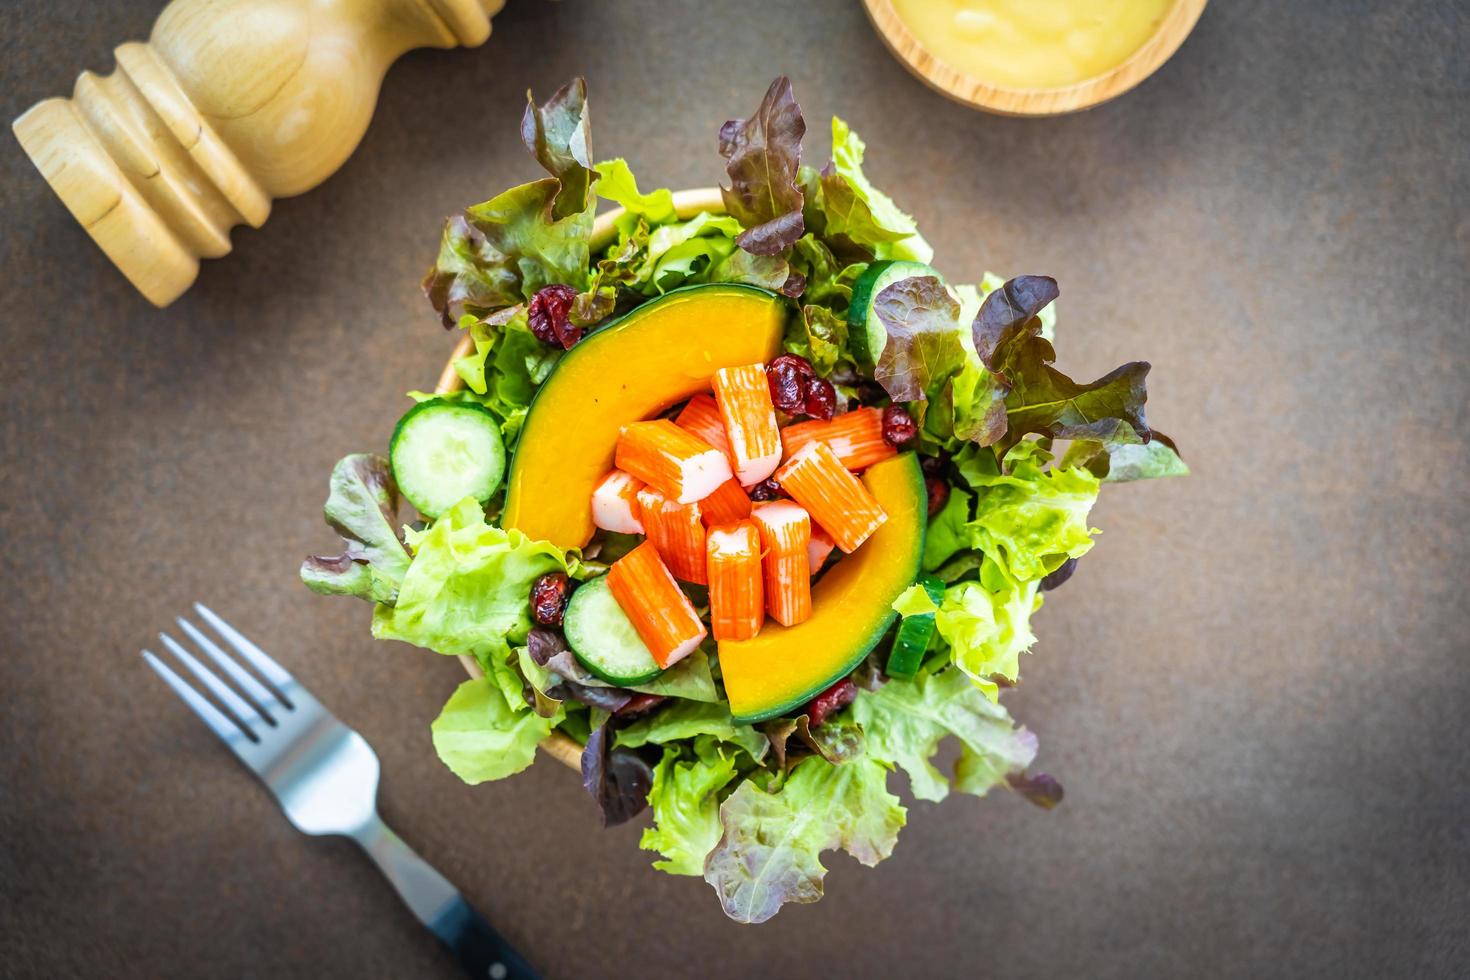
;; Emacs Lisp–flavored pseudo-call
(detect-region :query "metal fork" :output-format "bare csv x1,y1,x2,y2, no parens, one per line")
142,603,539,980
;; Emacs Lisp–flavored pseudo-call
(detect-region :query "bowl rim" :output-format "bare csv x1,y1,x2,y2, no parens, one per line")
435,186,726,770
860,0,1209,117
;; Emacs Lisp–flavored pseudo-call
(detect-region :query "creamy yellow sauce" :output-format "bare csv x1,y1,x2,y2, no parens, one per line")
890,0,1174,90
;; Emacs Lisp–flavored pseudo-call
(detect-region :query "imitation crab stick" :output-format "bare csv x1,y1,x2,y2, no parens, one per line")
808,523,837,572
706,521,764,641
616,419,732,504
590,470,645,535
700,478,753,527
637,487,708,585
675,393,735,466
712,364,782,486
775,441,888,553
607,542,707,668
751,501,812,626
780,408,896,472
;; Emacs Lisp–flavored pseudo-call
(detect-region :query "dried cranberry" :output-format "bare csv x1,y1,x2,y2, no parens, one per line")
748,478,783,501
925,475,950,518
769,353,816,380
803,377,837,420
767,361,806,414
527,284,581,350
921,453,949,477
529,572,571,626
882,404,918,448
805,679,858,727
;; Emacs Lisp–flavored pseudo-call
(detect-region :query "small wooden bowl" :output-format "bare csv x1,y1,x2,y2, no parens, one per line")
434,186,726,770
861,0,1208,116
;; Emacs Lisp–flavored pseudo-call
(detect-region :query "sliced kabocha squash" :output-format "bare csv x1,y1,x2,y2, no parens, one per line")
502,283,785,550
719,453,927,723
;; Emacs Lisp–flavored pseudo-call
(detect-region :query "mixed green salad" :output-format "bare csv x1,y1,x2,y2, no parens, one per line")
303,76,1186,923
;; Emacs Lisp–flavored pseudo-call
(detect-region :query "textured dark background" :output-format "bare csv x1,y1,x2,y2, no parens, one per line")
2,0,1467,977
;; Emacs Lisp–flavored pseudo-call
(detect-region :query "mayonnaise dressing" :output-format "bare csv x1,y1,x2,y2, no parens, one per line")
890,0,1174,90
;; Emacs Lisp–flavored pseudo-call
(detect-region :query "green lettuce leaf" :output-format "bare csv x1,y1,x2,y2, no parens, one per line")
640,739,741,875
614,699,767,761
935,561,1041,699
974,276,1151,451
642,212,743,291
718,76,806,255
530,624,720,703
372,498,573,657
632,648,721,702
1061,422,1190,483
929,277,1052,449
851,668,1037,802
1096,435,1188,482
452,305,560,445
517,645,564,718
595,209,768,297
423,181,592,323
785,304,851,375
431,676,561,784
790,233,866,310
814,117,932,263
704,755,906,923
922,484,973,573
710,248,797,295
591,153,802,299
962,441,1100,583
872,276,966,403
947,351,1010,446
301,454,410,603
520,77,597,223
423,81,598,323
593,157,676,227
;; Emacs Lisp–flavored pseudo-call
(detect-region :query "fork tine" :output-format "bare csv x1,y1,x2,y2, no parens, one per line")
193,602,296,707
176,618,282,724
143,650,255,751
159,633,267,735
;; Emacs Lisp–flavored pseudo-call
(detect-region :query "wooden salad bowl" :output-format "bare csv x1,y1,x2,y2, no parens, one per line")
860,0,1208,117
433,186,725,770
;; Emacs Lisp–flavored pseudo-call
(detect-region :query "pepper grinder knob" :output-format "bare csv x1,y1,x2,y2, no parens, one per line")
12,0,507,307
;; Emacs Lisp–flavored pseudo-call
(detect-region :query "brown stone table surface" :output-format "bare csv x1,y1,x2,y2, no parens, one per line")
2,1,1466,977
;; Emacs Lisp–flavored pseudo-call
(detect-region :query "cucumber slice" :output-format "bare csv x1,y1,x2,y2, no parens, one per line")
848,260,943,366
885,574,945,680
389,399,505,519
564,576,664,686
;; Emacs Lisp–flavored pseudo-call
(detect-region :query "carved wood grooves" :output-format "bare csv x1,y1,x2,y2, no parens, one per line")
12,0,505,306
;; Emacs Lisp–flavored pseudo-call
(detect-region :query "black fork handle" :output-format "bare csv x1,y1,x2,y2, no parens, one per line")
354,817,539,980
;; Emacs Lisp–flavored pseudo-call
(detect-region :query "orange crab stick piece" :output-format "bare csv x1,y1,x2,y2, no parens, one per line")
607,542,708,669
713,364,782,486
700,478,753,527
637,488,708,585
775,441,888,553
780,408,896,472
590,470,645,535
751,501,812,626
706,521,764,641
808,523,837,572
616,419,732,504
675,393,735,467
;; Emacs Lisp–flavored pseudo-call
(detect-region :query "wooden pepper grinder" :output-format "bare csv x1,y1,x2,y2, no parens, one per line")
12,0,508,307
